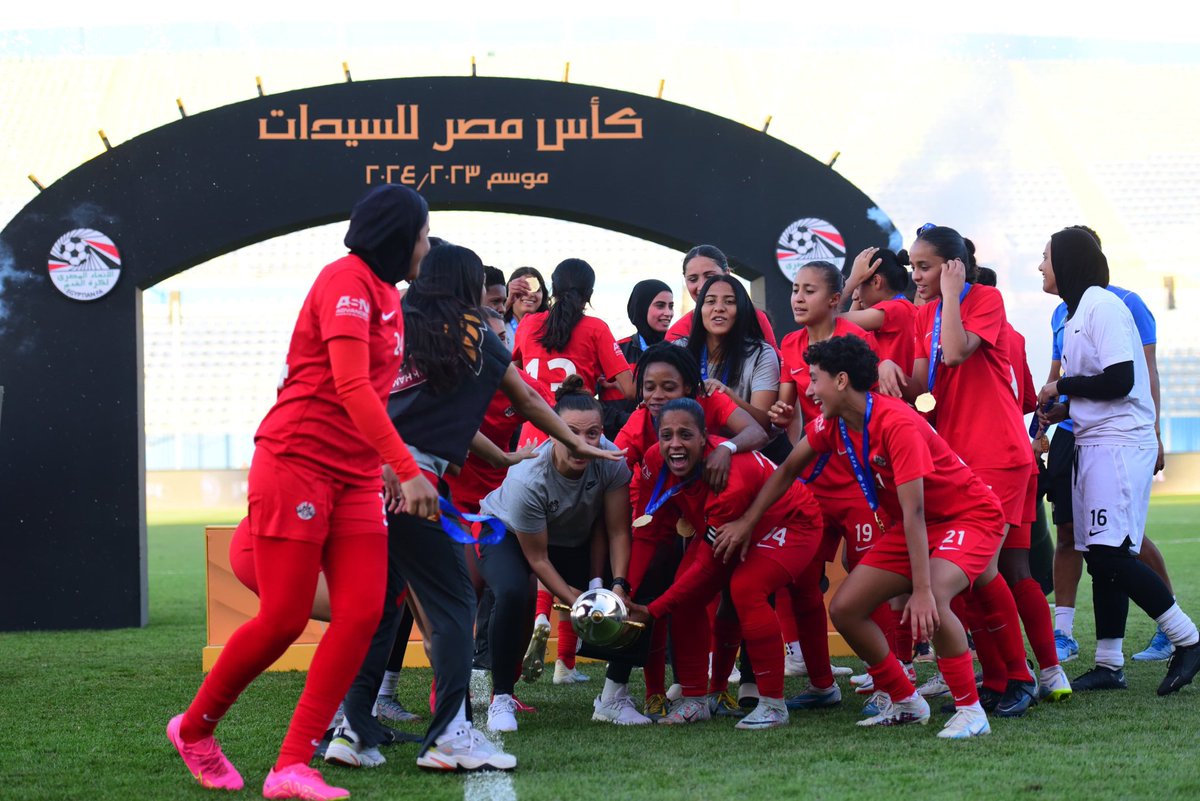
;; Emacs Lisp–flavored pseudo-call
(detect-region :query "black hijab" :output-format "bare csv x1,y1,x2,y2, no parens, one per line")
1050,228,1109,316
343,184,429,285
626,279,672,347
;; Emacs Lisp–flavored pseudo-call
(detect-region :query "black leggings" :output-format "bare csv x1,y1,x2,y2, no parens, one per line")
477,535,591,696
1085,541,1174,640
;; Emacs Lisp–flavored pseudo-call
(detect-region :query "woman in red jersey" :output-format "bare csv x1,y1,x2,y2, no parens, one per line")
768,259,884,710
628,397,824,730
167,185,438,800
665,245,778,349
606,344,767,717
840,247,919,372
720,335,1007,739
513,258,633,400
875,224,1040,718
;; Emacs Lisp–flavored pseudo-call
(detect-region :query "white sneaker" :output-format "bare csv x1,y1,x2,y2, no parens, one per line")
657,696,712,725
416,724,517,771
784,643,807,677
553,660,591,684
938,703,991,739
1038,664,1073,702
857,694,930,727
728,665,742,684
487,694,518,733
917,672,951,699
854,673,876,694
831,664,854,677
903,662,917,684
850,670,872,687
592,688,652,725
735,697,789,730
665,683,683,702
325,725,386,769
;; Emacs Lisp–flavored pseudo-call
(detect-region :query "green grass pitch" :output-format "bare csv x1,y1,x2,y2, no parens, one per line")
3,499,1199,801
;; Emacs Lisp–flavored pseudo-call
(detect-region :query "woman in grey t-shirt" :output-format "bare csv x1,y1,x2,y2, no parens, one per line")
675,274,779,433
478,376,649,731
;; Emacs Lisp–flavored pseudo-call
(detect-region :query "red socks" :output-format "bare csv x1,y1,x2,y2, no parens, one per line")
970,578,1034,683
1012,578,1059,670
866,656,916,702
938,651,979,708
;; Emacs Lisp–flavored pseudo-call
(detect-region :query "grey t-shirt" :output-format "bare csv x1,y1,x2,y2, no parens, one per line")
479,438,631,548
674,336,780,404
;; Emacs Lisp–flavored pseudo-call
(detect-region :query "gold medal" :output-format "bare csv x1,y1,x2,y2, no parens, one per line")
632,514,653,528
526,276,541,294
676,518,696,537
915,393,937,413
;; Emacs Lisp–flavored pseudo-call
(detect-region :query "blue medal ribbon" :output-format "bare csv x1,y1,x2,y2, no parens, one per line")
438,496,507,545
801,452,830,485
644,463,700,517
927,283,971,393
838,393,878,514
699,345,731,385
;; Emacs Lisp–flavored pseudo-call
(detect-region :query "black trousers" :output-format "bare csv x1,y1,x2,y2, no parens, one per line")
477,534,590,696
390,510,477,754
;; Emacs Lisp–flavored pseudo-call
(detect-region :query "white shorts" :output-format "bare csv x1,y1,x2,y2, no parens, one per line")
1071,443,1156,554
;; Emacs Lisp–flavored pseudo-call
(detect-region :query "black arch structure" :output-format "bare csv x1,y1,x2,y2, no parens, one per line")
0,76,898,631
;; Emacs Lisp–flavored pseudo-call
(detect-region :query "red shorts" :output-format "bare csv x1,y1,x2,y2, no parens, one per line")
1003,470,1039,550
748,522,820,582
247,447,387,545
814,492,890,566
972,465,1028,527
857,512,1005,586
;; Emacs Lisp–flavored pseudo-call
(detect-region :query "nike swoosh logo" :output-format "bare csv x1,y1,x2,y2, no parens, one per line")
953,694,970,702
202,714,220,722
382,310,397,321
1089,529,1107,537
855,545,872,552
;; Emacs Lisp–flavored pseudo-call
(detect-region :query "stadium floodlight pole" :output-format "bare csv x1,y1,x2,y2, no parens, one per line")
562,62,570,82
343,61,352,82
657,79,665,99
471,55,477,77
256,76,265,97
99,130,112,150
827,150,841,168
28,174,44,191
762,115,772,134
176,98,187,118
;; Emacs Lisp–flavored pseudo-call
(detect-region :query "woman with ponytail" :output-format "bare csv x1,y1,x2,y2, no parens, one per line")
513,258,634,400
841,247,919,373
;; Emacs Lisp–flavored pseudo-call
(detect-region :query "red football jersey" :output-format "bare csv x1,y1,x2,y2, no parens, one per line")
779,318,875,500
512,312,629,395
615,392,739,471
255,255,403,483
913,285,1030,471
804,393,1003,530
870,297,919,373
1006,323,1037,415
641,443,821,550
665,307,779,350
445,368,554,513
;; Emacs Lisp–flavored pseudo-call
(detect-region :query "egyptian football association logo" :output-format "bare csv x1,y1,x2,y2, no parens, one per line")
776,218,846,283
47,228,122,301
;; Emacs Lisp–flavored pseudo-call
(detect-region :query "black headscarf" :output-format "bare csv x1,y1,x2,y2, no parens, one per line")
626,279,672,347
343,184,429,285
1050,228,1109,316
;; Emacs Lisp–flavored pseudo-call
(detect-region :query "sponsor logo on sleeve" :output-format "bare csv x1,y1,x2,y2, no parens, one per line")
336,295,371,321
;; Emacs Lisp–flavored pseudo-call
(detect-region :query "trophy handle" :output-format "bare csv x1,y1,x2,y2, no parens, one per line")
552,603,572,613
625,620,646,630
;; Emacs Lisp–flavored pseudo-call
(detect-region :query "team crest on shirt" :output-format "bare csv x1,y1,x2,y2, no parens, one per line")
776,217,846,282
872,455,887,468
296,502,316,521
504,406,517,417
